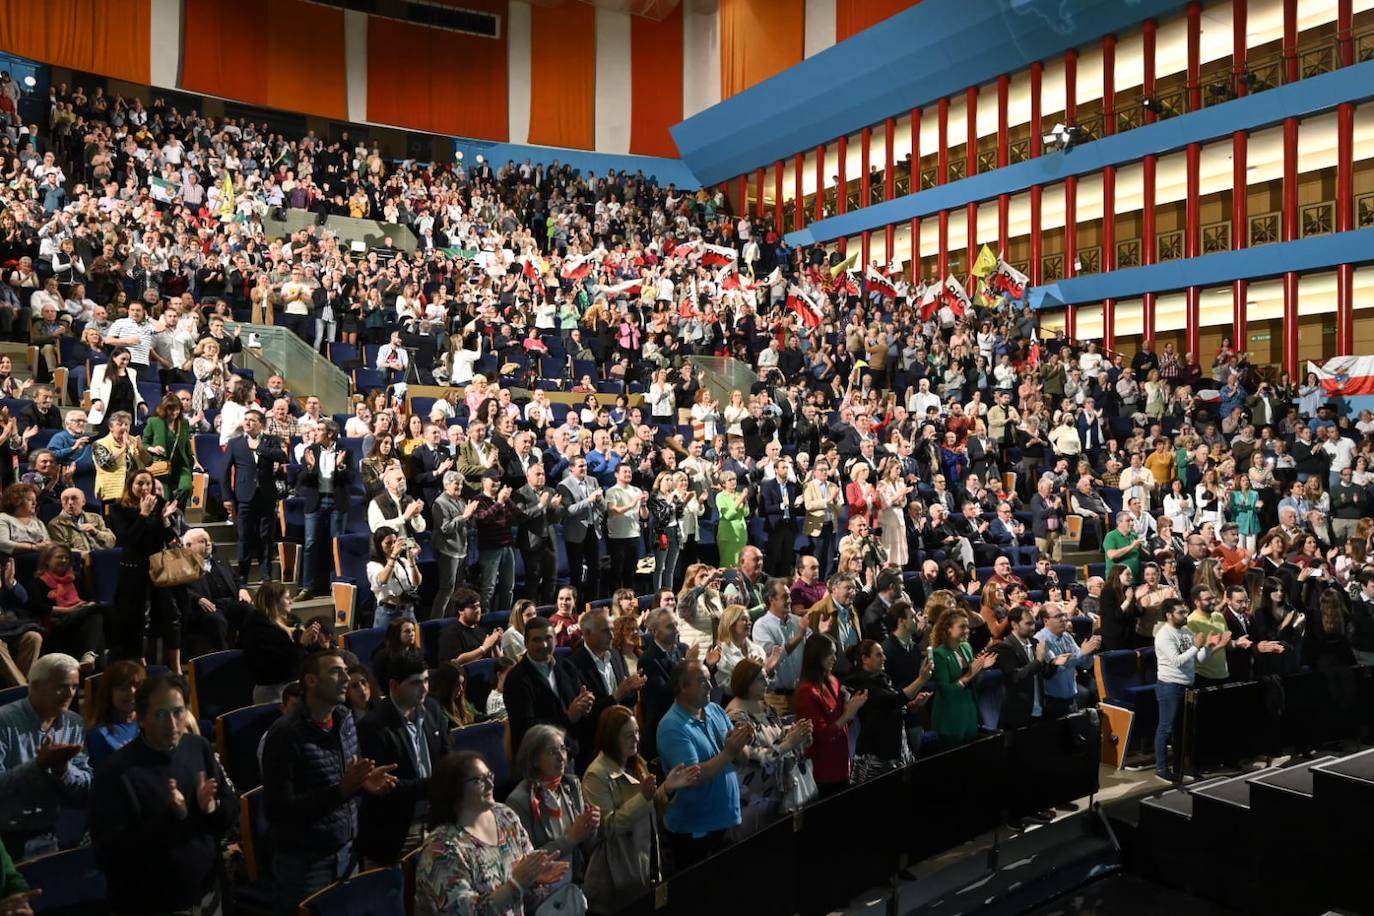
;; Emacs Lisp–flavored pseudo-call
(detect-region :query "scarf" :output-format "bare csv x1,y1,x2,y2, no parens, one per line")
529,775,563,821
40,569,81,610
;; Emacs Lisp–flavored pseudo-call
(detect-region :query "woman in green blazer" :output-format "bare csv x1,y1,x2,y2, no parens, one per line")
142,392,197,504
929,609,994,750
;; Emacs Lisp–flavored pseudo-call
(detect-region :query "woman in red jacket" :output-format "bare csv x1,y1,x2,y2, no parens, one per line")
795,634,868,798
845,461,882,530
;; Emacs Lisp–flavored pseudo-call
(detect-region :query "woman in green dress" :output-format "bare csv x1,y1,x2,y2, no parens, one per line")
1229,473,1263,551
715,469,751,568
142,393,196,505
929,609,994,750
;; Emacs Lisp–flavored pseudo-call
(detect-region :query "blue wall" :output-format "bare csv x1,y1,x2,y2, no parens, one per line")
787,58,1374,246
1028,227,1374,310
672,0,1193,188
450,139,700,189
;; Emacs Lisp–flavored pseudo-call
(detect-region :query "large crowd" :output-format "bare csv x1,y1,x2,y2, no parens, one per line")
0,71,1371,916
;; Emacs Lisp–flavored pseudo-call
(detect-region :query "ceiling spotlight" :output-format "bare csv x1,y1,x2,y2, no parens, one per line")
22,76,35,88
475,154,485,164
1142,97,1161,113
455,150,464,161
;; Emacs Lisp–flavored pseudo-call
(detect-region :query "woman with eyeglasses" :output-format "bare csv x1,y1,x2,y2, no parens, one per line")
505,725,600,886
416,751,571,916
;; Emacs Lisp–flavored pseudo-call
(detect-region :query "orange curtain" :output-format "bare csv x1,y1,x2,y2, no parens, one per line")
528,1,596,150
0,0,150,84
629,5,683,158
719,0,803,99
836,0,922,42
182,0,346,119
367,2,509,140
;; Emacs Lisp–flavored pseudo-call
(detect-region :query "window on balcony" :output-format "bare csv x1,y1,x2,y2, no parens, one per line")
1156,231,1183,262
1202,221,1231,254
1116,239,1141,268
1249,212,1280,246
1301,201,1334,237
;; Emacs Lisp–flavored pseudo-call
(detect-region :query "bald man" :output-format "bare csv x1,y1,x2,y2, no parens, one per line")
47,487,116,555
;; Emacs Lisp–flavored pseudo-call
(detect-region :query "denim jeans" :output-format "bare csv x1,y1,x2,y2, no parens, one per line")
373,603,416,632
478,545,515,615
273,842,354,916
1154,681,1188,777
653,528,681,594
302,496,349,592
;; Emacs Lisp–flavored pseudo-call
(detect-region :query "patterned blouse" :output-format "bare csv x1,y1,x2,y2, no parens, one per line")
416,805,534,916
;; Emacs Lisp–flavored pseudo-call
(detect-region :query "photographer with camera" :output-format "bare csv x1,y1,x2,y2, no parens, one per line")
367,526,423,630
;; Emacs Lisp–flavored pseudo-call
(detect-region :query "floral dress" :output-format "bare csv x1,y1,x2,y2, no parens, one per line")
417,805,541,916
726,704,806,838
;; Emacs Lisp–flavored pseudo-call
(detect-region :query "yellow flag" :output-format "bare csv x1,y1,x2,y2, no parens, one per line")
220,173,235,216
829,251,858,278
971,244,998,278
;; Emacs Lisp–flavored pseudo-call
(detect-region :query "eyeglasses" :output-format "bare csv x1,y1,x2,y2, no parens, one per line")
465,771,496,786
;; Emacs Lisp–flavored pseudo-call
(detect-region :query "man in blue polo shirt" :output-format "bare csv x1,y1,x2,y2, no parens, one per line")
656,658,754,871
1033,602,1101,718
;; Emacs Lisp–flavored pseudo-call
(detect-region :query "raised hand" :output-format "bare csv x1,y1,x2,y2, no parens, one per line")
35,737,82,775
168,778,189,819
195,771,220,813
845,689,870,714
662,763,701,792
723,722,755,756
567,804,601,841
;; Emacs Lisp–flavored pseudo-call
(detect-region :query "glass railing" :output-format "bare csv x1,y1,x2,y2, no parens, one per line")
235,323,352,416
687,356,760,406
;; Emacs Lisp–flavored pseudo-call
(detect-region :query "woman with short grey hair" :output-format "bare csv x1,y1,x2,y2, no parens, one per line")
505,724,600,884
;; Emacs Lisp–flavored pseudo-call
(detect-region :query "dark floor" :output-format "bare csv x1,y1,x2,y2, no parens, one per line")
1023,873,1235,916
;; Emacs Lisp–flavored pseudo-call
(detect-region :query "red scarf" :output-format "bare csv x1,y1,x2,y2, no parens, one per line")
529,776,563,821
39,570,80,609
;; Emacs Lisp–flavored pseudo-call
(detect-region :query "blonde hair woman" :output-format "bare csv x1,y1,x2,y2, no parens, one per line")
722,389,748,438
715,469,750,567
715,604,780,696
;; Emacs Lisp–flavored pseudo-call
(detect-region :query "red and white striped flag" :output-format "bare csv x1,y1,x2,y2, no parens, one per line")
602,277,643,298
938,276,971,317
671,240,702,258
560,255,592,280
866,266,897,298
990,259,1029,299
786,285,823,328
918,282,939,320
700,243,738,267
1309,357,1374,396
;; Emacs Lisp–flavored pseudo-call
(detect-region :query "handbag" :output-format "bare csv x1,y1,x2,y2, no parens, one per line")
780,752,818,813
149,547,201,588
147,460,171,478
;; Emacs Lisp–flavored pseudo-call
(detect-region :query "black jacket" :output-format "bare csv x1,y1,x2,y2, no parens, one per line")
408,444,451,505
844,668,909,761
636,638,687,761
90,734,237,915
296,443,355,513
565,645,634,773
995,635,1047,729
260,704,360,855
222,435,287,507
504,655,584,764
356,697,452,864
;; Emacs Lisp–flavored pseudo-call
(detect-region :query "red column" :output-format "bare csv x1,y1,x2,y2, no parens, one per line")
1187,2,1202,112
937,98,949,183
862,230,871,273
997,75,1010,254
911,217,922,281
860,126,872,209
1337,101,1355,354
794,153,804,229
1282,116,1299,376
1338,0,1354,67
1103,35,1117,136
1142,154,1157,347
910,107,921,168
754,168,765,219
966,86,978,268
836,135,848,216
1185,142,1201,359
884,117,896,256
814,145,825,223
773,161,784,235
1282,0,1298,84
1103,165,1117,351
1064,175,1077,340
737,175,747,216
938,210,949,279
1233,0,1248,97
1144,20,1158,124
1029,187,1042,286
1064,49,1078,124
1232,131,1249,349
1030,62,1043,157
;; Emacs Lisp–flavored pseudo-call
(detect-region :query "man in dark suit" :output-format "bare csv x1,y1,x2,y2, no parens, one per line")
566,609,646,773
408,423,454,505
557,457,605,602
221,409,287,581
987,501,1036,565
513,462,564,606
181,526,254,655
759,458,802,578
996,608,1048,730
637,606,694,762
503,616,594,764
356,651,451,866
295,420,353,600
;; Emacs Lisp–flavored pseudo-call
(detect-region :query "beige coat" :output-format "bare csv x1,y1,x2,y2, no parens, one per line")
581,752,663,912
802,478,844,537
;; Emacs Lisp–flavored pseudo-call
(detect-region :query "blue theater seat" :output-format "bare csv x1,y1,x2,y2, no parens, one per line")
17,845,105,914
450,720,510,796
187,649,255,723
301,868,405,916
215,702,283,791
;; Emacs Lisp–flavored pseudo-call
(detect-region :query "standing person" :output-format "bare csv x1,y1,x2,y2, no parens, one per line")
1104,511,1144,581
647,471,685,594
796,634,867,797
566,609,645,774
874,459,911,569
506,726,600,883
503,616,594,767
803,457,845,579
471,468,517,617
1154,598,1227,781
357,651,452,867
513,463,564,606
367,527,423,630
429,472,476,620
656,658,754,869
995,608,1049,731
0,654,91,862
296,421,353,601
1186,584,1234,689
759,458,802,578
89,673,236,916
752,578,810,716
558,457,606,602
715,470,751,569
1097,564,1142,651
92,410,146,501
929,610,994,750
1030,477,1066,562
1033,603,1102,717
222,409,288,581
107,470,180,664
261,650,399,915
141,393,196,505
601,462,644,593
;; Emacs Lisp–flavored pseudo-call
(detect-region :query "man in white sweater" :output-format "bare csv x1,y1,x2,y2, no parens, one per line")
1154,598,1229,780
